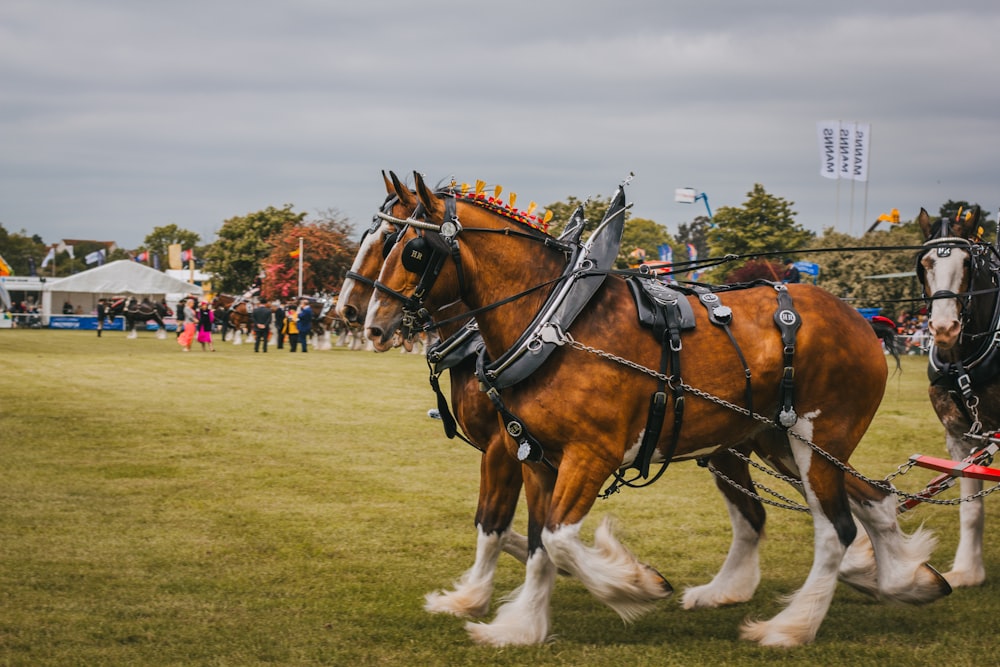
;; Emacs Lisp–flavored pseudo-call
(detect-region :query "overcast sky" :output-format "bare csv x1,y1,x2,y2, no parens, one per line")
2,0,998,250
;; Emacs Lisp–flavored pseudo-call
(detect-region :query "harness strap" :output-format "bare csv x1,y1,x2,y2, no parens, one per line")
695,289,754,416
474,349,557,472
773,285,801,428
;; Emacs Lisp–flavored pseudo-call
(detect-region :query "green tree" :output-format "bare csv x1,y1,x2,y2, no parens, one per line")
205,205,306,293
803,225,922,315
544,195,623,239
0,224,46,275
705,184,813,282
140,224,201,267
619,218,674,269
675,215,712,273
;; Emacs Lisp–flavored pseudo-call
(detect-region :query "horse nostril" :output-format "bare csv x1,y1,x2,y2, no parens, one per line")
343,305,358,322
367,326,382,340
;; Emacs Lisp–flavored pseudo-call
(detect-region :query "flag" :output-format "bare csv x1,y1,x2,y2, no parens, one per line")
817,120,839,179
687,243,701,280
838,121,855,181
657,244,672,263
168,244,182,270
135,251,148,263
153,253,160,270
851,123,871,182
65,245,74,259
85,248,106,265
0,253,12,277
181,249,195,263
289,248,301,258
41,246,56,268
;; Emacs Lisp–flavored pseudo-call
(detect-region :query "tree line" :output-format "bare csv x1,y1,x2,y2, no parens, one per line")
1,185,992,314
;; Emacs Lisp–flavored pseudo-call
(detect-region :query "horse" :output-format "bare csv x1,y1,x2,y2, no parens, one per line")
211,294,252,344
364,171,950,647
916,205,1000,587
336,171,529,618
106,297,169,339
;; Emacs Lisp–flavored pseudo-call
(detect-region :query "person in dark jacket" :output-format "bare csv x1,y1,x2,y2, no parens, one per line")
296,299,313,353
251,298,273,353
273,302,286,350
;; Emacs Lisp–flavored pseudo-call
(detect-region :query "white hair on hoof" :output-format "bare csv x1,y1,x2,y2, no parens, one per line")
543,517,672,623
683,498,762,609
424,528,504,618
465,550,556,646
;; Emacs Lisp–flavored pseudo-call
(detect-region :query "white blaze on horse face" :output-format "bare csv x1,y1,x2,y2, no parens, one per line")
923,247,968,348
338,221,394,323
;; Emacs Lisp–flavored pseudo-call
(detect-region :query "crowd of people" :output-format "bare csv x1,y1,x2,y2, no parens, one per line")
174,295,315,354
894,309,930,354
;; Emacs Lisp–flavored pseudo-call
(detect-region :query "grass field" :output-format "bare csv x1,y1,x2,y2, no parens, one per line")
1,329,998,666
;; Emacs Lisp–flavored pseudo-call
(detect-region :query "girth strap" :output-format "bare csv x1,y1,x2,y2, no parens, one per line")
772,285,801,428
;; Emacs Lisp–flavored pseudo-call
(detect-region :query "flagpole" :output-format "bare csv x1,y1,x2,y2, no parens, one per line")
297,237,304,298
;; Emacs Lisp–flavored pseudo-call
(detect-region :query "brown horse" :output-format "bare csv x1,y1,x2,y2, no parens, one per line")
336,171,528,617
916,205,1000,587
364,171,949,647
212,294,252,343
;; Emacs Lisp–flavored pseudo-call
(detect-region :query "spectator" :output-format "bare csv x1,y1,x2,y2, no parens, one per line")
296,299,313,353
274,302,286,350
251,298,273,353
283,303,299,352
782,259,801,283
177,297,197,351
196,301,215,352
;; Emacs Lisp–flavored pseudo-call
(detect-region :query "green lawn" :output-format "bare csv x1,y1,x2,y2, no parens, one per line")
0,330,996,666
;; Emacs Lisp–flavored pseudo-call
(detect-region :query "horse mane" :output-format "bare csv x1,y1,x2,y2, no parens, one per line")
442,179,554,236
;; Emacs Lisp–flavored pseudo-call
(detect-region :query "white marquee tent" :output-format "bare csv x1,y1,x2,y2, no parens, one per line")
41,260,203,325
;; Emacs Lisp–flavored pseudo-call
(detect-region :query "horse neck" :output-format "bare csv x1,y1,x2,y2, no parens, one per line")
451,215,567,356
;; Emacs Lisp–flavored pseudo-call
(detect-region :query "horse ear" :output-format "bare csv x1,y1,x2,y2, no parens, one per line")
413,171,444,220
382,170,393,195
916,208,933,240
390,171,417,210
959,205,981,239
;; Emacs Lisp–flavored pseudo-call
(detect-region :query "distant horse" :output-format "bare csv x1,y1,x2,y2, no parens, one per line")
916,205,1000,587
364,171,949,647
337,170,529,617
106,297,169,339
212,294,252,344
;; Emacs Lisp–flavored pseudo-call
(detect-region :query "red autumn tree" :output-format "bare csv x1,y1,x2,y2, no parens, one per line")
261,211,357,301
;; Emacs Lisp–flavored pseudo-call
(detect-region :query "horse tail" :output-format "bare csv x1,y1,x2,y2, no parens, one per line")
869,316,901,371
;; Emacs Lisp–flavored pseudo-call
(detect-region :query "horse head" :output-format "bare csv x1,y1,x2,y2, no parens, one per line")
916,206,990,350
365,170,566,355
336,170,418,329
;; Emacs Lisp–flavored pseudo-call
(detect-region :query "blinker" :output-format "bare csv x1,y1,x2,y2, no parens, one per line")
402,236,431,273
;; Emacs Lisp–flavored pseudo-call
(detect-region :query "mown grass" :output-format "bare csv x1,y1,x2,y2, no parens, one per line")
0,330,997,666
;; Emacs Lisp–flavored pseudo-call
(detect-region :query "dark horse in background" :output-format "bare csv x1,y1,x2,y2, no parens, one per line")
106,297,170,338
916,205,1000,588
364,171,949,647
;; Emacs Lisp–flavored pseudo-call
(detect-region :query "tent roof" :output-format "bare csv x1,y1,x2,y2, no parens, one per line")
45,260,204,296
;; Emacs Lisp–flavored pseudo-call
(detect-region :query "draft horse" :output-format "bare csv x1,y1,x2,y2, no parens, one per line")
106,297,169,339
916,205,1000,587
365,171,949,647
337,171,528,617
211,294,251,343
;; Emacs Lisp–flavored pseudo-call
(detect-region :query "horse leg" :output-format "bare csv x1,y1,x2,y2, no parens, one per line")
845,473,951,603
943,431,986,587
466,463,556,646
425,439,525,618
156,317,166,339
541,451,672,623
683,447,765,609
741,418,854,647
